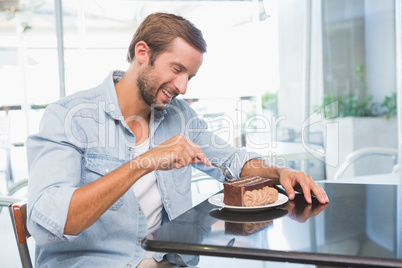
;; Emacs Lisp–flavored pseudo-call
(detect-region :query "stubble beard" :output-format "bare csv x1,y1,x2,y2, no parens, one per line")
136,66,166,111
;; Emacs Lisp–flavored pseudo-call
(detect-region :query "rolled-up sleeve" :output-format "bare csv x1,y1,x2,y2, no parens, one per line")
26,103,83,246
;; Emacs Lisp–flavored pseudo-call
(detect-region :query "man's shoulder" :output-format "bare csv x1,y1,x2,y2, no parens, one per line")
52,71,118,110
165,98,193,115
53,88,103,109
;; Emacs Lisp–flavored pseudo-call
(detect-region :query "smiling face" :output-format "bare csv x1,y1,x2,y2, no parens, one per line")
136,38,203,110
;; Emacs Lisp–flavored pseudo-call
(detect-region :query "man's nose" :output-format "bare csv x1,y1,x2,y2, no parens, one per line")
174,75,188,95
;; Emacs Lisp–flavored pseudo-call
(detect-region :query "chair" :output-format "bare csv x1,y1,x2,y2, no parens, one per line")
0,179,29,214
9,200,33,268
8,178,29,196
0,195,21,210
333,147,398,180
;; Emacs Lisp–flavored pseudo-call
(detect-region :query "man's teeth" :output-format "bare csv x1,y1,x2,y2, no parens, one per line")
162,88,173,99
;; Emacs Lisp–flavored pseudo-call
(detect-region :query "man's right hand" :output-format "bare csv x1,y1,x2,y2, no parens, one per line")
133,134,210,171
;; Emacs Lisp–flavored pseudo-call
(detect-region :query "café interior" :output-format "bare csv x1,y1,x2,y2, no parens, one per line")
0,0,401,267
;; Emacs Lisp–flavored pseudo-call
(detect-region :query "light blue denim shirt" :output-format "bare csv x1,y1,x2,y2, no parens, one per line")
26,71,262,267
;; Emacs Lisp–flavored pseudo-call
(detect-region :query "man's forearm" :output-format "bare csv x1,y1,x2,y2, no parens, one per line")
239,158,287,184
64,159,149,235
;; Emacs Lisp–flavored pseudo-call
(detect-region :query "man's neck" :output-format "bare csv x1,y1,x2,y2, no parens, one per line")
115,68,151,120
115,68,151,144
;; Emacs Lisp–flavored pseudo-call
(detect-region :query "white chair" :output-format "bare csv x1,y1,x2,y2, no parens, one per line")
333,147,398,180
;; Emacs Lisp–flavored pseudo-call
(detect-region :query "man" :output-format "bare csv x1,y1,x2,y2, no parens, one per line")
27,12,328,267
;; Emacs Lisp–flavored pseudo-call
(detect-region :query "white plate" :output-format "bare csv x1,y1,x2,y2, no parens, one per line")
208,193,289,212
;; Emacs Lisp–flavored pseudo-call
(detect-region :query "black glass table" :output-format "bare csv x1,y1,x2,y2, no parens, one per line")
142,182,402,267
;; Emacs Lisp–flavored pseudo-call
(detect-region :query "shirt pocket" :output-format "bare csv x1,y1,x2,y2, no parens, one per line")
171,167,192,195
83,154,125,211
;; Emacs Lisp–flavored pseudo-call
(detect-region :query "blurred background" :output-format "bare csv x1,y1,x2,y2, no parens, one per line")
0,0,401,266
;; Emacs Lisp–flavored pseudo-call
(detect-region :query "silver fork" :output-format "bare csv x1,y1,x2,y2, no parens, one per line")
211,162,236,182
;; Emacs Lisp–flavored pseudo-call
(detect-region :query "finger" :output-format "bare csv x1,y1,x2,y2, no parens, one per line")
180,139,196,164
170,141,195,169
298,174,313,204
176,137,209,168
182,140,203,166
172,149,187,169
320,185,330,203
173,135,201,167
186,139,210,166
312,184,329,204
173,159,185,169
195,153,210,166
281,179,296,201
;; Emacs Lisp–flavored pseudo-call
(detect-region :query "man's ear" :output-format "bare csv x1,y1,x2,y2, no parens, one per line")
135,41,150,64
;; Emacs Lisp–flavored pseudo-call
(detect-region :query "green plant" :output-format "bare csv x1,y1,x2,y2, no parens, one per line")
318,64,396,119
261,92,278,113
318,92,396,119
245,92,278,130
381,91,397,119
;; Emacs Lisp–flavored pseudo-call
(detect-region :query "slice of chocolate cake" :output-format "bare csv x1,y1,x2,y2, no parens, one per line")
223,176,278,207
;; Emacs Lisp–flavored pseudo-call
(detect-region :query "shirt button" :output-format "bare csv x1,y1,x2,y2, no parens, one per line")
128,147,132,151
127,264,131,267
105,169,109,173
164,199,168,204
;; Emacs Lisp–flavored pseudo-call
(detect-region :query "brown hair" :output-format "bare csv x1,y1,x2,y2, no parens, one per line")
127,12,207,65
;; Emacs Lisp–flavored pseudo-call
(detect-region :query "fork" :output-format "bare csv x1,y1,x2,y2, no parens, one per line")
210,162,236,182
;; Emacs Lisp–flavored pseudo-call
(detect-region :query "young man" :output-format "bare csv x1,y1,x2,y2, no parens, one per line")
26,12,328,267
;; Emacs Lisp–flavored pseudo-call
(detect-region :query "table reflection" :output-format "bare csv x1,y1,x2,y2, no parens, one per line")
143,183,402,267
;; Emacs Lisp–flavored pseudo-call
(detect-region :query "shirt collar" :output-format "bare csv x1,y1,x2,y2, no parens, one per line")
101,70,124,121
102,70,167,123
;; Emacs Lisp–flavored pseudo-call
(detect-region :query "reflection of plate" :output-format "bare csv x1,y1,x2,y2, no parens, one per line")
208,193,288,212
209,207,288,223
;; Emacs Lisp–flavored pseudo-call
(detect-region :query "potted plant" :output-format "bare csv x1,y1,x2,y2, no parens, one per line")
318,66,397,180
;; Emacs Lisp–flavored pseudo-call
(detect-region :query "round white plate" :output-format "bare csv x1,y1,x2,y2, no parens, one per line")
208,193,289,212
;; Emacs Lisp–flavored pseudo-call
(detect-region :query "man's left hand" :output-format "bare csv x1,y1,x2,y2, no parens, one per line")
279,168,329,204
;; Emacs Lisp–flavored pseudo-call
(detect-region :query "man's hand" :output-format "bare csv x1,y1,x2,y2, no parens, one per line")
136,134,210,171
240,159,329,205
279,168,329,204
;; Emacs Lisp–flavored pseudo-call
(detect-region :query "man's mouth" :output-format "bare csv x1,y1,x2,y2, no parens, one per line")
161,88,174,100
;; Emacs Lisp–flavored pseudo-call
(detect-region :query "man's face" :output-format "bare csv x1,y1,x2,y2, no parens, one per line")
136,38,203,110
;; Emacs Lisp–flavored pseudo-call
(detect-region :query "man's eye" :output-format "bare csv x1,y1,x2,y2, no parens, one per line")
173,68,180,73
